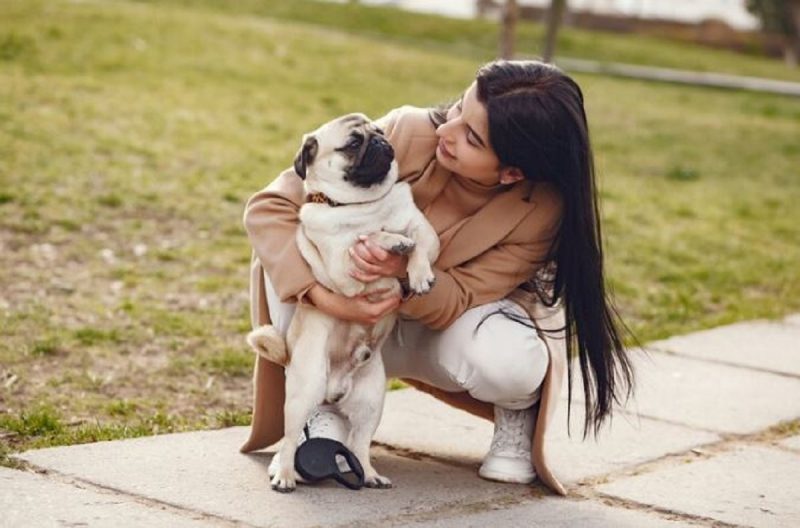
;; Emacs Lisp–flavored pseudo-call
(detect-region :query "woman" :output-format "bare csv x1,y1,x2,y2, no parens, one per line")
240,60,635,496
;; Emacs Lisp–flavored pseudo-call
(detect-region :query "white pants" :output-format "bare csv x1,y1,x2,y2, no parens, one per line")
265,273,548,410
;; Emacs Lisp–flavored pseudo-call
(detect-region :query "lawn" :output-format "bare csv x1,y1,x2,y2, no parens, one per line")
1,0,799,462
145,0,800,83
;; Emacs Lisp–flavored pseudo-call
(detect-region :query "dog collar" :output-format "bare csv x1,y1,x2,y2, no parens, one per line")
306,192,344,207
305,188,393,208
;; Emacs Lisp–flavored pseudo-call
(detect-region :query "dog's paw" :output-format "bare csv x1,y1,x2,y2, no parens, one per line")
406,263,436,295
366,232,415,255
390,241,416,255
364,473,393,489
270,467,298,493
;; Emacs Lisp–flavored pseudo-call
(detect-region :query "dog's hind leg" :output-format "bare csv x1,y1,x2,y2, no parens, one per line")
271,311,330,493
342,355,392,489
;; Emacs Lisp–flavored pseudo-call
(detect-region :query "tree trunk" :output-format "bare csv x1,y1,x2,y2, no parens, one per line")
784,45,798,67
476,0,493,19
500,0,518,59
787,0,800,68
542,0,568,63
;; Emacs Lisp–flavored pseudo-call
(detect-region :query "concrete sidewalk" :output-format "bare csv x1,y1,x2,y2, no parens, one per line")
5,314,800,527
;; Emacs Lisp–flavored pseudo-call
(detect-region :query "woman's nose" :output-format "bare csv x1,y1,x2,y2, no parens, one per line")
436,119,456,140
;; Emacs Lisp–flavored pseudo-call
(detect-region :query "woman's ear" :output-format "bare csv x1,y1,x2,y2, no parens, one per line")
499,166,525,185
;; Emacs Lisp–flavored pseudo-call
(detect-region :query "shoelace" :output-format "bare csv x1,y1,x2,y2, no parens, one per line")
490,408,529,457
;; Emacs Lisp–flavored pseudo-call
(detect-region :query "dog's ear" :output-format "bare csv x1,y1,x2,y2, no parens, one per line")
293,135,318,180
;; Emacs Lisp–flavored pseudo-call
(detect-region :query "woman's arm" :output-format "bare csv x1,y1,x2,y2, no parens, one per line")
244,176,403,323
399,241,550,329
307,284,401,325
243,105,420,318
350,192,562,330
243,167,317,304
243,106,406,301
243,174,402,320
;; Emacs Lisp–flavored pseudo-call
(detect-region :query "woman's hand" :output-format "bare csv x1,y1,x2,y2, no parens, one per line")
349,235,408,283
307,283,401,325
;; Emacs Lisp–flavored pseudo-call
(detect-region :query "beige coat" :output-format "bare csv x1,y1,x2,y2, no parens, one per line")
240,106,569,496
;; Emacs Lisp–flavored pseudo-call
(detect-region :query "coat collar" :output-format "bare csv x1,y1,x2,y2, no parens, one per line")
409,159,535,270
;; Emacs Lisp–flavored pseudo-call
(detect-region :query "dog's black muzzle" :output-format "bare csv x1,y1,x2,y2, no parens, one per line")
346,134,395,189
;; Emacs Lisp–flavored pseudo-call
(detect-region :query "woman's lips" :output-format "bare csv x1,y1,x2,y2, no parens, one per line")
437,140,456,160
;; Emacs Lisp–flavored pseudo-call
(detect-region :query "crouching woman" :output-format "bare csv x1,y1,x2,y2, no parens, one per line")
239,60,635,496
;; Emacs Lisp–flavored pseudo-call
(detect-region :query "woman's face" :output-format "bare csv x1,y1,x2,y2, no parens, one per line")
435,81,517,186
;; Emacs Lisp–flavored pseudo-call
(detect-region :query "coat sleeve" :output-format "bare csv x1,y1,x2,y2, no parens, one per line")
242,106,410,303
399,190,562,330
242,167,316,304
375,105,437,182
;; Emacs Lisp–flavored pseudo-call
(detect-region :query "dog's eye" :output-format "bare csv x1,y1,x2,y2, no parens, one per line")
345,135,363,150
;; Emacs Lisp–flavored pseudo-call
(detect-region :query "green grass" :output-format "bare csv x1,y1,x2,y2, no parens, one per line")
1,0,799,459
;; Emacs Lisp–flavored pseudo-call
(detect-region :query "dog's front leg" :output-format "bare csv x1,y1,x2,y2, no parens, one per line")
404,213,440,295
365,231,416,255
271,310,329,493
341,355,392,489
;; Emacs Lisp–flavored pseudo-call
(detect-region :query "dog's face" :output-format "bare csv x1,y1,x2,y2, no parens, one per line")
293,113,397,204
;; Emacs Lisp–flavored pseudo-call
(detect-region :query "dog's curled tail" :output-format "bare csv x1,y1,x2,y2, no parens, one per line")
246,325,288,365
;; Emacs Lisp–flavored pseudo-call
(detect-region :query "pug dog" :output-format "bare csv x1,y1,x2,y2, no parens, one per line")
247,113,440,492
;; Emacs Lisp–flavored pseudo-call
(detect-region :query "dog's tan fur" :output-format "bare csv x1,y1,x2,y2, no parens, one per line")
247,113,439,492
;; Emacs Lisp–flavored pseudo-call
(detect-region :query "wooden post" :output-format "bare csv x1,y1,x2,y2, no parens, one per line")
542,0,568,63
500,0,518,59
787,0,800,67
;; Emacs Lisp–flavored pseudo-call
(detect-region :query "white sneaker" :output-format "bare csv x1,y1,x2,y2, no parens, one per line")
478,404,537,484
268,405,351,478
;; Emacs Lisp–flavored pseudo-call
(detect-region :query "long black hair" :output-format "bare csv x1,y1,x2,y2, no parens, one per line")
434,60,635,438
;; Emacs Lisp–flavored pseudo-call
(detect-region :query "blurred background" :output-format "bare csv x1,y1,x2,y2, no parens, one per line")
1,0,798,461
346,0,798,64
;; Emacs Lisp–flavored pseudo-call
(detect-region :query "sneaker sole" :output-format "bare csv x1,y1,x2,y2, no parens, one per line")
478,466,536,484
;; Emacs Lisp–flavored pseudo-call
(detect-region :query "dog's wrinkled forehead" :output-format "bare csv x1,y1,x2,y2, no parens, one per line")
322,113,383,143
338,113,371,129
